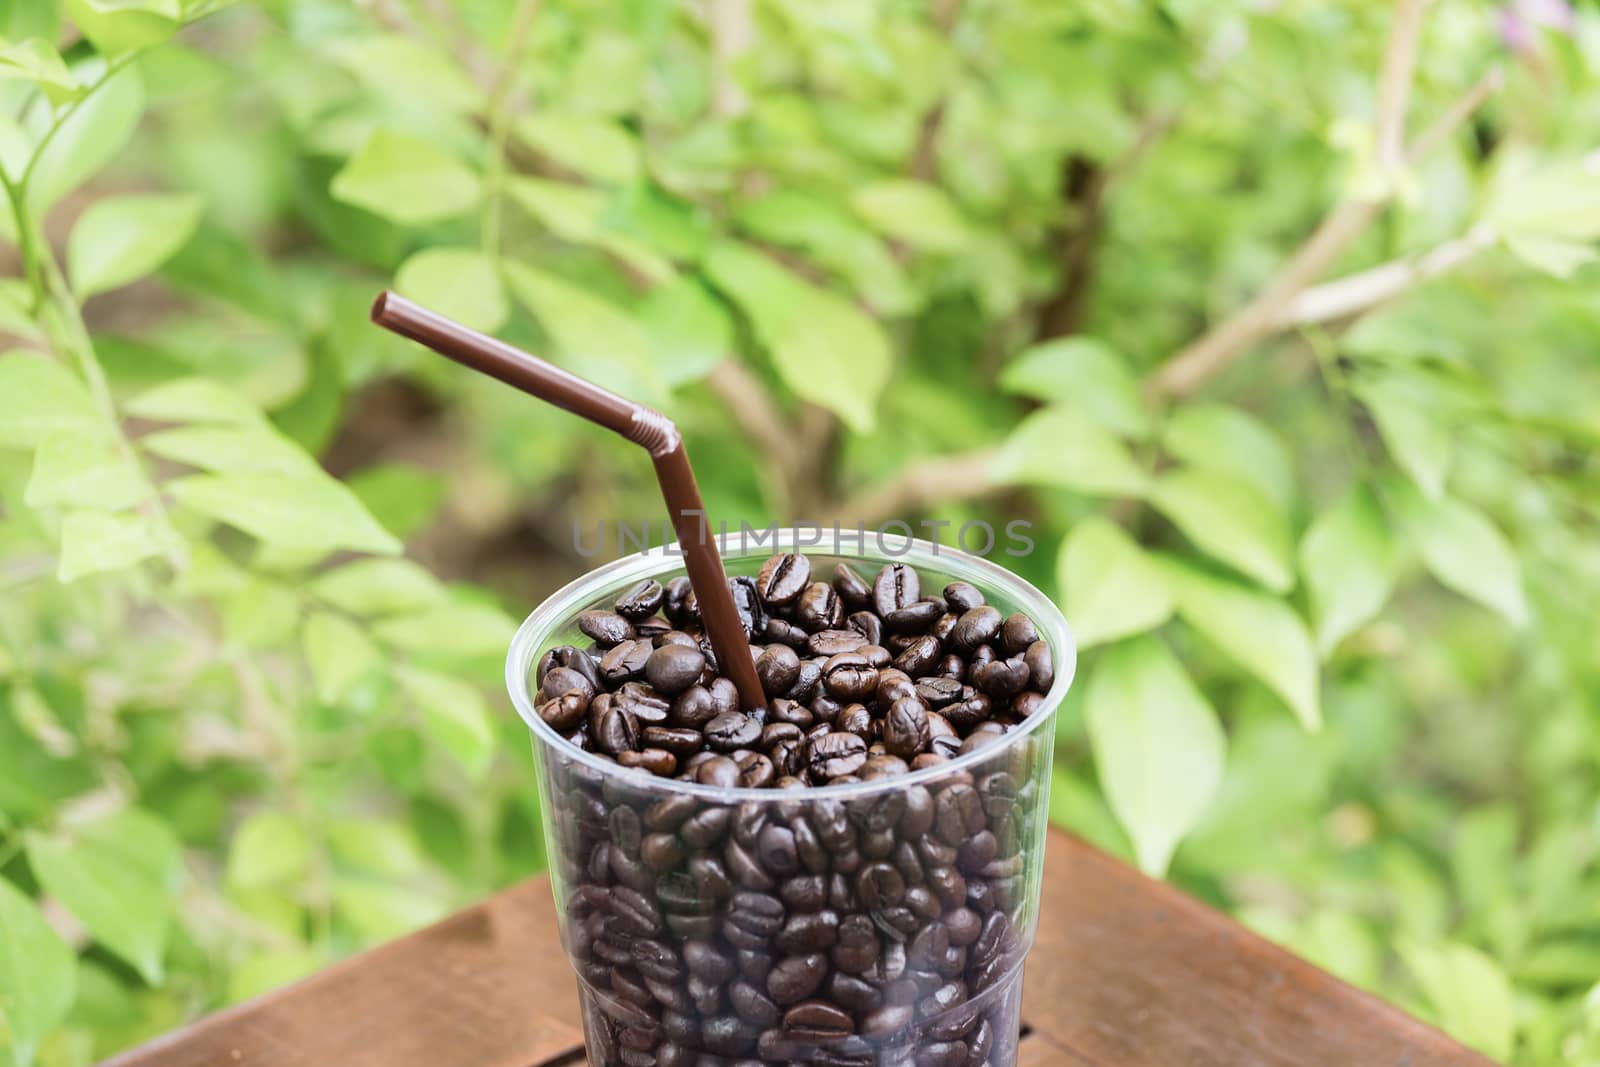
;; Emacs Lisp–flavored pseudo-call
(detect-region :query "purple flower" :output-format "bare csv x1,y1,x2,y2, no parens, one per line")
1500,0,1576,52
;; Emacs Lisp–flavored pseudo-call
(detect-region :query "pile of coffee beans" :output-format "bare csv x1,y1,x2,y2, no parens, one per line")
531,555,1056,1066
533,555,1055,785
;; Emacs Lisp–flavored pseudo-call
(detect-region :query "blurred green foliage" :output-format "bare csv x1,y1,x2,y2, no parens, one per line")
0,1,1598,1064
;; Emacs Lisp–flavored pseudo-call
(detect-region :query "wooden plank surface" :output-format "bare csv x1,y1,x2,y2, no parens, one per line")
103,831,1497,1067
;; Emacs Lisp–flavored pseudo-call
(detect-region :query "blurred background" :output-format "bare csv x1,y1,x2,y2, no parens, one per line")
0,0,1598,1064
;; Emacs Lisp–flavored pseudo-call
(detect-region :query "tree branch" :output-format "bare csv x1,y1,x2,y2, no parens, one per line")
822,449,999,527
705,361,795,473
909,0,964,181
1145,15,1499,401
708,0,754,119
1375,0,1427,166
1276,223,1497,327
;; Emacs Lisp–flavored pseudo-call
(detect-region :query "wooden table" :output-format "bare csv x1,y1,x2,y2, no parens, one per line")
104,831,1496,1067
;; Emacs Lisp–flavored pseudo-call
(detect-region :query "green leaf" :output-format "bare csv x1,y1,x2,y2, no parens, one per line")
990,406,1149,496
28,64,145,215
516,113,641,186
25,434,148,511
226,811,310,890
1150,468,1294,592
1057,517,1172,648
25,810,182,983
332,879,446,943
0,876,76,1067
1159,558,1322,731
703,241,891,432
1392,490,1529,626
1162,404,1294,512
998,337,1148,438
1085,637,1225,876
506,178,675,285
330,34,480,115
141,422,318,475
396,666,495,779
1299,487,1395,655
850,179,970,252
227,948,321,1004
326,819,425,879
57,511,163,580
1358,378,1452,500
0,39,79,105
0,352,102,448
311,558,444,616
733,190,918,316
125,376,262,424
347,463,446,542
1502,234,1595,278
302,611,382,704
68,193,203,298
394,246,507,334
65,0,180,54
169,472,401,555
330,129,479,227
375,602,518,658
220,576,300,649
503,261,665,403
1400,942,1514,1061
638,276,731,387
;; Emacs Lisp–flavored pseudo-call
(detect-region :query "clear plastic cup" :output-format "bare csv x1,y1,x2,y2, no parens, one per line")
507,530,1076,1067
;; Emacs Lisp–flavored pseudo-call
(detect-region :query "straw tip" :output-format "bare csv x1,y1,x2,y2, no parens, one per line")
370,290,394,322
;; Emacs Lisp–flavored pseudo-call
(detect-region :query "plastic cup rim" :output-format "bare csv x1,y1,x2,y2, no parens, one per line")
505,528,1077,803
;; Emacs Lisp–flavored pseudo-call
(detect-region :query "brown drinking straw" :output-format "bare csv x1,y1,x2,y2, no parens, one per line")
370,291,768,713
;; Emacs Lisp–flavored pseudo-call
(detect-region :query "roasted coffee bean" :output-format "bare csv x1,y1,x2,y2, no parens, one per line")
950,606,1002,652
539,663,596,705
972,656,1030,699
615,579,666,620
935,784,986,845
860,754,909,780
706,712,762,751
765,617,810,649
873,563,920,616
616,682,671,725
795,582,844,632
782,660,823,704
695,755,742,788
829,971,883,1013
884,599,943,634
942,581,985,614
579,609,635,647
1024,639,1054,693
756,644,801,696
729,576,768,638
640,832,686,873
537,691,586,732
1013,690,1046,719
757,553,812,606
595,706,641,755
646,644,707,697
846,610,883,647
832,564,873,609
600,639,654,685
807,629,866,657
663,576,696,625
777,909,839,953
683,938,736,983
856,862,906,910
618,748,677,775
730,978,781,1027
892,634,941,676
831,914,879,973
755,824,799,875
999,612,1038,657
915,675,962,709
806,731,867,779
822,652,878,700
883,697,931,758
669,685,717,729
642,726,704,756
782,1000,854,1039
735,751,777,788
862,1001,915,1038
779,875,827,912
942,692,990,731
767,953,827,1005
874,668,917,706
836,703,873,740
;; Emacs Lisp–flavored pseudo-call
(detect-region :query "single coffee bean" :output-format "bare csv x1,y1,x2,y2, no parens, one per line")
1013,690,1046,719
846,610,883,647
765,617,810,649
832,563,873,609
950,606,1002,652
873,563,920,616
669,685,717,729
808,629,867,657
782,660,822,704
1025,639,1054,692
537,691,586,732
679,807,732,847
782,999,854,1040
615,681,671,725
806,731,867,779
795,582,843,632
599,639,653,685
757,553,812,605
683,938,736,982
595,706,641,755
884,599,942,634
730,978,781,1027
615,579,666,620
836,702,873,740
972,656,1030,699
777,908,839,953
756,643,802,696
617,748,676,775
822,652,878,701
943,691,991,731
539,664,596,704
829,971,883,1013
641,726,704,756
645,644,707,697
861,1002,914,1037
767,953,827,1005
729,575,768,638
999,612,1038,656
695,755,742,788
832,914,879,973
579,609,635,647
860,754,909,780
883,697,934,764
663,576,695,625
856,862,906,910
892,635,941,676
935,784,986,845
915,675,962,709
942,581,985,614
640,832,686,873
735,751,777,789
706,711,762,751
